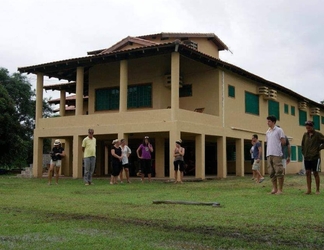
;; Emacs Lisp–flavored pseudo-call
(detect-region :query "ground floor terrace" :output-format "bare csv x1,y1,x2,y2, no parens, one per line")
33,130,304,180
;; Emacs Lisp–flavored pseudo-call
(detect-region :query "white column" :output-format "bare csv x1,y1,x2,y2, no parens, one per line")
76,67,84,116
60,89,66,117
35,73,44,127
119,60,128,112
235,138,244,176
171,52,180,120
73,135,83,178
195,134,205,179
217,136,227,178
33,136,43,178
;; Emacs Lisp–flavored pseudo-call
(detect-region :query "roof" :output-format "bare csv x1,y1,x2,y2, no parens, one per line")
18,37,323,109
48,94,88,105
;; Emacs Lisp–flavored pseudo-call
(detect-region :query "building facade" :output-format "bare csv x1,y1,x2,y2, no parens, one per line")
18,32,324,179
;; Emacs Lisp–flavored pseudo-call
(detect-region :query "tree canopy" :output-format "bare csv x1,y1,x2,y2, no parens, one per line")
0,68,53,168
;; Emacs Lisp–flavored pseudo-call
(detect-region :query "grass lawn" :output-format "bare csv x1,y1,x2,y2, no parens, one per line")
0,174,323,250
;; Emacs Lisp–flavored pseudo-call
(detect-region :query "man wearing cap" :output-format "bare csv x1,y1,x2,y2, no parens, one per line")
266,116,286,194
82,129,96,185
301,121,324,194
48,139,65,185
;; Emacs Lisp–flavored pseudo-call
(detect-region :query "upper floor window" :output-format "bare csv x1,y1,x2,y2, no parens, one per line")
228,85,235,98
313,115,320,130
268,100,280,120
284,104,289,114
291,106,296,116
128,84,152,108
245,92,259,115
180,84,192,97
299,110,307,126
95,87,119,111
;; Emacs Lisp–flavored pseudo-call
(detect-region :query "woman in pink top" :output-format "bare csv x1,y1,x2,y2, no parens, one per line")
136,136,154,182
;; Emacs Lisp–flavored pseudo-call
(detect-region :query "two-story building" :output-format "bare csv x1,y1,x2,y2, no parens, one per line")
18,32,324,179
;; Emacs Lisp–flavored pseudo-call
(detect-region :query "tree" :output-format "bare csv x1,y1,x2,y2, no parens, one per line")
0,68,53,168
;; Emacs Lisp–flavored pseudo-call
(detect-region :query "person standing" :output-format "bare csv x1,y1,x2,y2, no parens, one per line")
174,139,185,184
48,139,65,185
266,116,286,194
301,120,324,194
111,139,122,185
82,129,96,186
119,139,132,183
251,134,264,183
250,142,256,180
136,136,154,182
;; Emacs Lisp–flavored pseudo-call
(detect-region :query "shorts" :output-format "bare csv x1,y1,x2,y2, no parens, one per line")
267,155,284,180
174,160,184,171
304,159,321,172
50,160,62,167
141,159,152,175
252,160,260,171
122,163,129,169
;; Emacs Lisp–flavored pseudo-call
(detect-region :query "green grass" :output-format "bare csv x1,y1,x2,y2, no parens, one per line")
0,175,323,249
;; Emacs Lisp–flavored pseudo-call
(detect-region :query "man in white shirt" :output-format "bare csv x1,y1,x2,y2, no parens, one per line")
266,116,286,194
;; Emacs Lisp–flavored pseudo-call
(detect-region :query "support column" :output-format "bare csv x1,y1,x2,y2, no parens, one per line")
195,134,205,179
62,139,71,176
35,73,44,127
60,90,66,117
76,67,84,116
32,136,43,178
217,136,227,178
235,138,244,176
119,60,128,112
72,135,83,178
155,137,165,178
171,52,180,121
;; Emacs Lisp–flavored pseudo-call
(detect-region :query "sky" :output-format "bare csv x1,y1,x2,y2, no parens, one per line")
1,0,323,103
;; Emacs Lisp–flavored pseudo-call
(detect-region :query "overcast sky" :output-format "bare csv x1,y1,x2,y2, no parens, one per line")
1,0,323,103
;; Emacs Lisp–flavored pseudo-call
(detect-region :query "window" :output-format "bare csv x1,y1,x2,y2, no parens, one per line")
322,116,324,124
284,104,289,114
95,87,119,111
228,85,235,98
291,106,295,116
291,145,297,161
268,100,280,120
299,110,307,126
313,115,320,130
128,84,152,108
297,146,303,162
180,84,192,97
245,92,259,115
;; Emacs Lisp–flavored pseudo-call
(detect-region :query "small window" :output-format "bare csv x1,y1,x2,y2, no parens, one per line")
179,84,192,97
321,116,324,124
228,85,235,98
245,92,259,115
284,104,289,114
95,87,119,111
299,110,307,126
128,84,152,108
291,145,297,161
291,106,295,116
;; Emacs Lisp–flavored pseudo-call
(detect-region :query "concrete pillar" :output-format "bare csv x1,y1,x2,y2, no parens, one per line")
59,90,66,117
217,136,227,178
72,135,83,178
62,139,72,176
155,136,165,178
195,134,205,179
171,52,180,120
235,138,244,176
76,67,84,116
119,60,128,112
32,136,43,178
35,73,44,127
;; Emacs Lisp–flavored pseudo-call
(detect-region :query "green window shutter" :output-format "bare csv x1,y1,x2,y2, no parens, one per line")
268,100,280,120
313,115,320,130
245,92,259,115
299,110,307,126
127,84,152,108
284,104,289,114
321,116,324,124
291,145,297,161
291,106,295,116
228,85,235,98
95,88,119,111
297,146,303,162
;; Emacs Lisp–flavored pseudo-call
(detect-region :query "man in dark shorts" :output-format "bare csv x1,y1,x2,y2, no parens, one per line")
301,120,324,194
